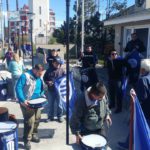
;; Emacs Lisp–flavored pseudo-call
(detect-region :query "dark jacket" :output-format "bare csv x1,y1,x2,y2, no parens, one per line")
80,51,98,68
70,91,110,135
124,38,146,53
136,73,150,120
43,66,65,90
107,57,126,81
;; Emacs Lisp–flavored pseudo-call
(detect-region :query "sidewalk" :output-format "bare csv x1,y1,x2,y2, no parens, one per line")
0,58,129,150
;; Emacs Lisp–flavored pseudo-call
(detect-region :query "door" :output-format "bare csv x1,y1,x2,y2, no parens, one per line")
134,28,149,57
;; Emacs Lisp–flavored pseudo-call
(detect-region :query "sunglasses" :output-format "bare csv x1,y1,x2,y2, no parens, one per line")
111,53,117,56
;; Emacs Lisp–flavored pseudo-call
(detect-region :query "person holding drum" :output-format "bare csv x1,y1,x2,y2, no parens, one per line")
16,64,45,150
43,56,65,123
70,81,112,146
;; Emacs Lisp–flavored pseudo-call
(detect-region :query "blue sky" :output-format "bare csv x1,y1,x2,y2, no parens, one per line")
4,0,135,27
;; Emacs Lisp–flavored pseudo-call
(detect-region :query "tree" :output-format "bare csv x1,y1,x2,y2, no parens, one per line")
109,0,127,16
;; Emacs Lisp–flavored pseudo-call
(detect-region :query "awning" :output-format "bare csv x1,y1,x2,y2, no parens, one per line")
104,10,150,26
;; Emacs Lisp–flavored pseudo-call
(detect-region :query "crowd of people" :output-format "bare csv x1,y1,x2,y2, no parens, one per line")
1,32,150,150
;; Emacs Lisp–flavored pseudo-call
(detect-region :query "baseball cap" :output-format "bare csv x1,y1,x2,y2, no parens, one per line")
53,56,64,65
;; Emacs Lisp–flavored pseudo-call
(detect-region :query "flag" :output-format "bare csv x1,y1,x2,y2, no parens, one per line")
54,72,76,118
133,96,150,150
122,77,128,100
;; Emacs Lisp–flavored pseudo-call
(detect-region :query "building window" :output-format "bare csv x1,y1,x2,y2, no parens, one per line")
39,19,42,27
39,6,42,15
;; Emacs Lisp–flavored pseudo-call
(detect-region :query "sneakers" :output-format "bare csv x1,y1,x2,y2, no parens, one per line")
45,117,54,123
24,141,31,150
58,117,64,123
118,141,129,150
31,134,40,143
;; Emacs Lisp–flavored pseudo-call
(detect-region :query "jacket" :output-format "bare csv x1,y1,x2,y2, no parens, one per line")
70,90,111,135
136,73,150,119
43,66,65,90
16,70,44,103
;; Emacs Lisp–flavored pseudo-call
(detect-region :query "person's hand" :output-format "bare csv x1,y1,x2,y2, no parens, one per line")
76,134,82,144
106,115,112,127
21,100,30,109
130,88,136,102
47,81,54,86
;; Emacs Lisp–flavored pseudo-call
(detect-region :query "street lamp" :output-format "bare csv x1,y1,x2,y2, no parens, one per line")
21,21,25,46
27,12,35,68
66,0,70,145
16,25,20,53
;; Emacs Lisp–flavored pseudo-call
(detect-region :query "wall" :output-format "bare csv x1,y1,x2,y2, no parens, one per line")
114,25,122,54
146,0,150,9
28,0,49,41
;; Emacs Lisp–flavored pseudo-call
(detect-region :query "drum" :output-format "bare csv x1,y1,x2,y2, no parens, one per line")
81,134,107,150
0,121,18,150
28,98,48,109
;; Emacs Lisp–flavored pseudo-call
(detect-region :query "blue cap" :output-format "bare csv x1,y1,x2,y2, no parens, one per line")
53,56,64,65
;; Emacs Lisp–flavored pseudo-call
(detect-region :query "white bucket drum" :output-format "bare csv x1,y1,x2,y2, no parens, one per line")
28,98,48,109
81,134,107,150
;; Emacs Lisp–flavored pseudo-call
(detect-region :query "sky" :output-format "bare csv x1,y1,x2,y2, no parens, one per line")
2,0,135,27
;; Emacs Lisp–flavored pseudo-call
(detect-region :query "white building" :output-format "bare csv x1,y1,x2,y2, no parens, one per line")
28,0,49,42
49,9,55,35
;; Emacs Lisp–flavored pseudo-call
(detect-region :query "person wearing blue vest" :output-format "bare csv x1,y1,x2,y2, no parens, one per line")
16,64,44,150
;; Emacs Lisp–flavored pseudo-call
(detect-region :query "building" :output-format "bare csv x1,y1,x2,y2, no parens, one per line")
104,0,150,58
28,0,50,42
9,4,29,44
49,9,55,35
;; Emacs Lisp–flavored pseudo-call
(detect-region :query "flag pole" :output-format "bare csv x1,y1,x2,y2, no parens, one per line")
66,0,70,145
129,94,134,150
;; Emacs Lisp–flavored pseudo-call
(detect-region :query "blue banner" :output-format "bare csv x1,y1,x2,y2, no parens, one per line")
55,72,76,118
134,96,150,150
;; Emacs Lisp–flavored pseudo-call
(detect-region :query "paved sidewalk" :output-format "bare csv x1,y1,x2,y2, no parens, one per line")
0,58,129,150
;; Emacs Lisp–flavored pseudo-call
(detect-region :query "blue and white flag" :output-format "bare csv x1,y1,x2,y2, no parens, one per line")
134,96,150,150
55,72,76,118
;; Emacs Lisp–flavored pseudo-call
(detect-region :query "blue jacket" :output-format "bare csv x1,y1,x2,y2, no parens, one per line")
16,70,44,103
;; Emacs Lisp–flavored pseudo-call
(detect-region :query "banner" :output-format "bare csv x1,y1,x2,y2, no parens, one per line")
133,96,150,150
55,72,76,118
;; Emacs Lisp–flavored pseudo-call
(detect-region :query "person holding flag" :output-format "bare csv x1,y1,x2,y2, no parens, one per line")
135,59,150,125
43,56,65,123
70,81,112,144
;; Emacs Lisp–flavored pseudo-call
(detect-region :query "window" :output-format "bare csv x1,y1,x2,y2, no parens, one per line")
39,6,42,15
39,19,42,27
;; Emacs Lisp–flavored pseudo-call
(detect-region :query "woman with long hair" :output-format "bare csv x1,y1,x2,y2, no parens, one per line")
9,53,24,101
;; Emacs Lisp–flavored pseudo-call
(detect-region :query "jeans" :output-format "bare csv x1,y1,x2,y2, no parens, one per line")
47,89,63,118
108,79,123,110
12,75,20,99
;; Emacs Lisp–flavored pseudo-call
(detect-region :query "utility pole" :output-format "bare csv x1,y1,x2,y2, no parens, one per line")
0,0,4,48
16,0,19,11
98,0,100,13
81,0,84,53
75,0,78,58
6,0,9,47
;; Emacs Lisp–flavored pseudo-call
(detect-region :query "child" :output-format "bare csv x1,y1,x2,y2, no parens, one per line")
43,56,65,122
70,81,112,144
